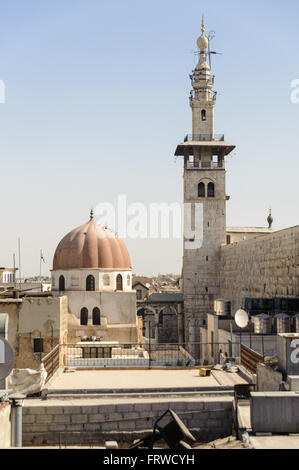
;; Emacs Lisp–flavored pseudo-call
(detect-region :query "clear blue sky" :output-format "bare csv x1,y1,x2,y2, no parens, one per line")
0,0,298,277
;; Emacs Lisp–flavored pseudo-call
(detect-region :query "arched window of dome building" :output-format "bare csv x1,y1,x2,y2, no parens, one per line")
103,274,110,286
116,274,123,291
80,307,88,326
86,275,95,291
59,275,65,291
92,307,101,325
207,182,215,198
198,182,205,198
201,109,206,121
127,274,131,286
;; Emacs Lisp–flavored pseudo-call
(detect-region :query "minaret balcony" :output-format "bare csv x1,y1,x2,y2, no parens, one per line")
184,134,224,142
186,160,224,170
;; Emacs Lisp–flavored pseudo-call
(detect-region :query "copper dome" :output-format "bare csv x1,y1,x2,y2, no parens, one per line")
53,216,131,270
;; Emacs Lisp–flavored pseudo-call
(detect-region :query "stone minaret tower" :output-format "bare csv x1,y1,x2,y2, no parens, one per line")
175,19,235,355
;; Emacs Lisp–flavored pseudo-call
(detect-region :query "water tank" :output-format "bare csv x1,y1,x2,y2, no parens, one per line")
293,314,299,333
214,298,231,317
274,313,291,334
254,314,271,335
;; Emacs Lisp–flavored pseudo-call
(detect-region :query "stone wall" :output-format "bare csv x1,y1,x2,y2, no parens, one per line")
220,226,299,314
0,400,11,448
183,166,227,343
22,397,233,446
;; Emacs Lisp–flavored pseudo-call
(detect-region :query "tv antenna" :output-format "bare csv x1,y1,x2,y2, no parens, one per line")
207,31,222,69
191,30,222,70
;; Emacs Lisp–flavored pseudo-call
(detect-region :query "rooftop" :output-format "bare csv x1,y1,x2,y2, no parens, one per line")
227,227,274,234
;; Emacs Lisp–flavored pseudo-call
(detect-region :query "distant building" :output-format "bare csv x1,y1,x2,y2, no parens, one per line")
133,282,149,301
0,268,17,284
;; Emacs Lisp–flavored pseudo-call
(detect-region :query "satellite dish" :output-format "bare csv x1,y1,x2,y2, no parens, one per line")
0,338,15,381
235,309,249,329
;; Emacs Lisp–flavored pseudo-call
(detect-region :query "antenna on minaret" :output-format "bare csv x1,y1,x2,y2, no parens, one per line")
207,30,222,69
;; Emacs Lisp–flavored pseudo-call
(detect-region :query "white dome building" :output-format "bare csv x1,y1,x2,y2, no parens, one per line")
51,211,139,344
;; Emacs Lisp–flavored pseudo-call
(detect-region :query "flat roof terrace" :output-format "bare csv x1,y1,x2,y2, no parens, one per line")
46,368,248,395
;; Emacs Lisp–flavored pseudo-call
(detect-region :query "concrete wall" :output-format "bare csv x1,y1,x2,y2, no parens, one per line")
251,392,299,433
0,400,11,448
256,363,283,391
22,397,233,446
220,225,299,315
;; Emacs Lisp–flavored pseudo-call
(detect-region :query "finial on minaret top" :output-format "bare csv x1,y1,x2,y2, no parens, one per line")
201,15,205,34
197,14,209,51
90,208,94,221
267,208,273,229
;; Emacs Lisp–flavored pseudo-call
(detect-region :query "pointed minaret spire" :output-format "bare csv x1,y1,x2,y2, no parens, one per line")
267,208,273,229
90,208,94,221
201,15,205,34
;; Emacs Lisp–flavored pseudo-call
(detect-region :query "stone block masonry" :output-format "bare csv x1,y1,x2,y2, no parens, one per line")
22,397,233,447
220,225,299,314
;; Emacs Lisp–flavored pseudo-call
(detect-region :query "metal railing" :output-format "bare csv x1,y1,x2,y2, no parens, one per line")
56,341,241,369
186,161,224,170
184,134,224,142
42,344,60,383
240,344,264,374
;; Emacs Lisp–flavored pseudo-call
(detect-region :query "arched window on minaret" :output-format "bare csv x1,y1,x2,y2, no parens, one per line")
207,182,215,198
198,182,205,198
80,307,88,325
86,275,95,291
201,109,206,121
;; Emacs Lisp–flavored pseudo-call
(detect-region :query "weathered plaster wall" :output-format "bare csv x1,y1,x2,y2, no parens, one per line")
0,296,68,369
0,401,11,448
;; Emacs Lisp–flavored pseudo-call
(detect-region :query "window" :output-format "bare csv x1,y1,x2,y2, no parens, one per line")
201,109,206,121
59,275,65,291
116,274,123,291
159,311,163,325
92,307,101,325
136,289,143,300
207,182,215,198
80,307,88,326
33,338,43,353
52,277,55,287
127,274,131,286
86,275,95,291
103,274,110,286
198,182,205,198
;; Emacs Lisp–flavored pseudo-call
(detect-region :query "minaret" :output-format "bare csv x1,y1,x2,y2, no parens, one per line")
175,20,235,357
191,16,215,138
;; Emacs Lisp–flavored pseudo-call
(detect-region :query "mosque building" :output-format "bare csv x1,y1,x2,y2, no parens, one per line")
51,210,139,344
